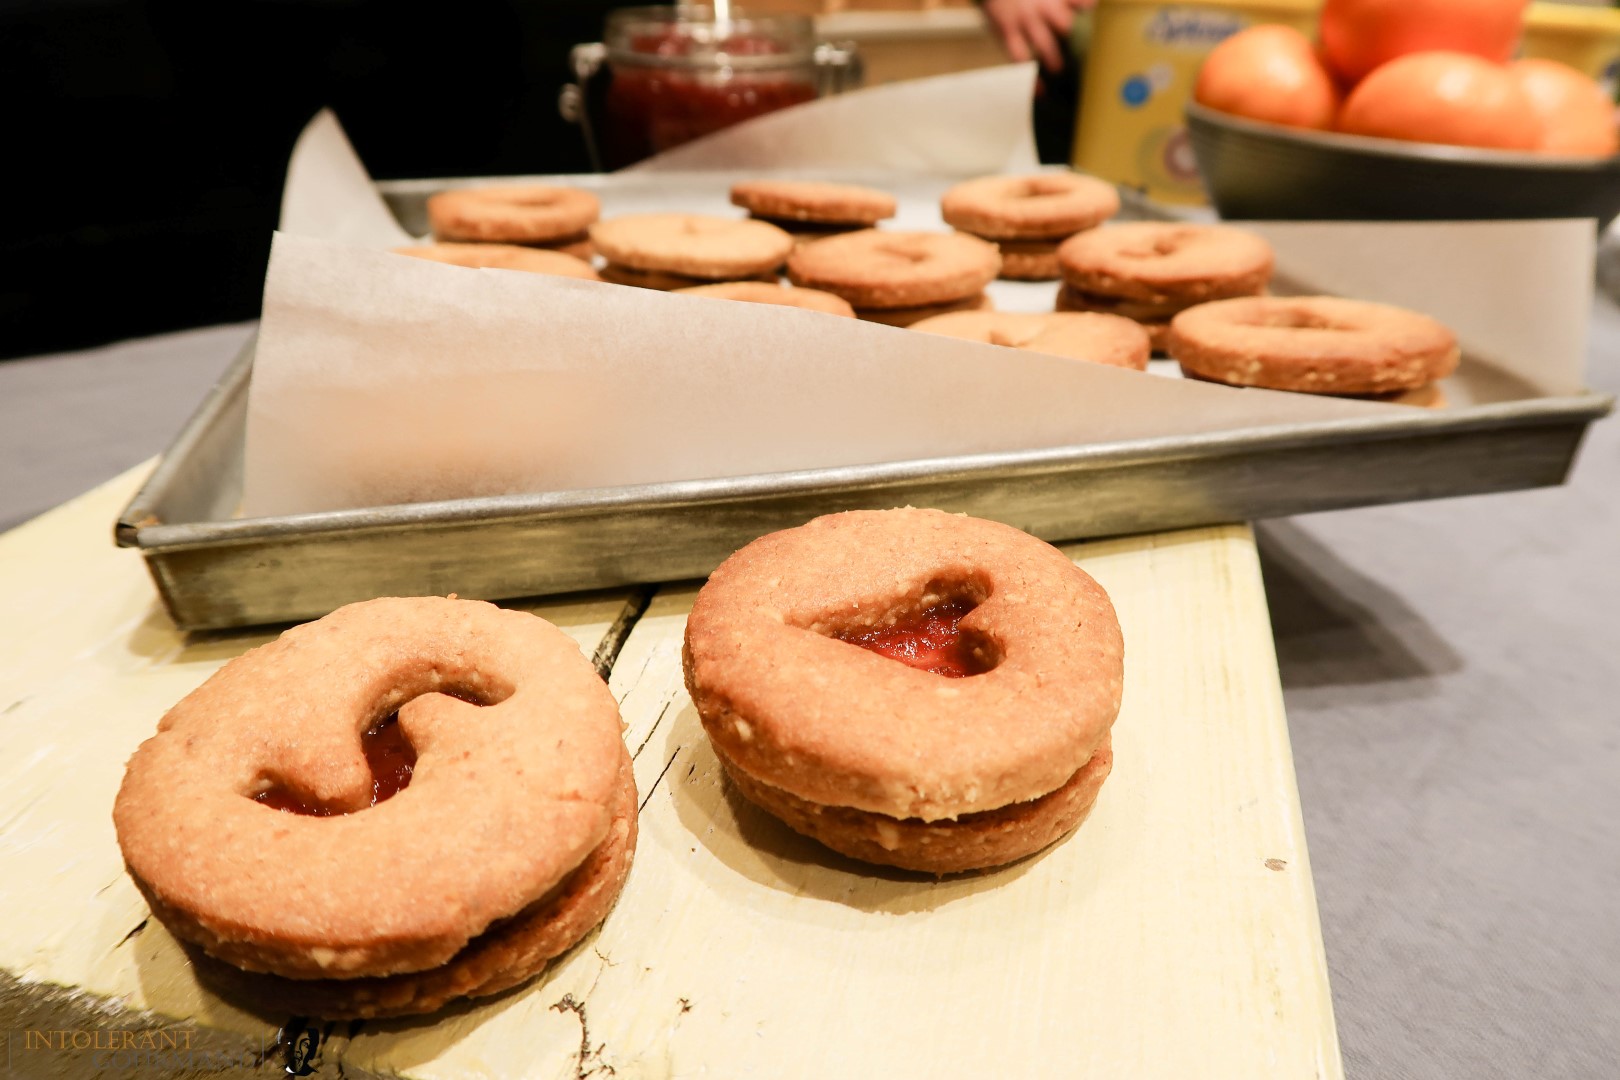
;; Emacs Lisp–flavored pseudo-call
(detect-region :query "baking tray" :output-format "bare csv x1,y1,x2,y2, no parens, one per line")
117,331,1610,630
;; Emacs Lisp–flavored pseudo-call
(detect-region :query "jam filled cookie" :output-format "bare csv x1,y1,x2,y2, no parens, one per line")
1168,295,1459,395
591,213,794,281
394,243,599,280
676,281,857,317
911,310,1151,371
942,173,1119,281
114,596,636,1019
683,509,1124,874
788,230,1000,310
427,185,601,246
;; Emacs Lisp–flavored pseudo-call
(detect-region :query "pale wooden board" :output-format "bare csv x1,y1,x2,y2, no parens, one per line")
0,463,636,1076
0,466,1341,1079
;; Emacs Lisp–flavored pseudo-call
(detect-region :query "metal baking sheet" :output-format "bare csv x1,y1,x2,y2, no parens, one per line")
113,173,1613,630
115,335,1607,631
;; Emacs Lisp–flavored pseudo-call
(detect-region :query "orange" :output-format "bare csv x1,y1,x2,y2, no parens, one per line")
1337,51,1541,151
1320,0,1528,84
1510,58,1618,157
1194,25,1340,130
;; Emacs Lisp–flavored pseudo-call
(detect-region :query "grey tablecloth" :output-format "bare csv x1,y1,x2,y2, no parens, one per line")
2,301,1615,1079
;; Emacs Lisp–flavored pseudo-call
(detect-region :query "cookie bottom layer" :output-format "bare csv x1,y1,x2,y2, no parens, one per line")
716,736,1112,875
857,292,992,328
175,749,638,1020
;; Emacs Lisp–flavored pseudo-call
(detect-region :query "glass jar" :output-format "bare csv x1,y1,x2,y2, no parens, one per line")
564,6,861,171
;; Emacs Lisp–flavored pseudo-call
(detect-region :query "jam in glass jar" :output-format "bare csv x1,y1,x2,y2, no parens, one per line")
598,7,828,170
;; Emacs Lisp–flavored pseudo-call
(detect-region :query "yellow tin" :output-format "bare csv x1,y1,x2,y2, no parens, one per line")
1073,0,1320,205
1523,2,1620,97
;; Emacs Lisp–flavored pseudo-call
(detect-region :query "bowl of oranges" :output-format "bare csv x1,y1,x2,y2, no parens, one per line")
1185,0,1620,227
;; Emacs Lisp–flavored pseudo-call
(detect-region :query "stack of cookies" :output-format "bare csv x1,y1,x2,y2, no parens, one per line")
1056,222,1275,352
590,213,795,290
731,180,897,245
941,174,1121,281
787,230,1002,327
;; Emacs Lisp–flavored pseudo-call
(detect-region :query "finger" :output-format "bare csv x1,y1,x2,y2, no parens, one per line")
1023,13,1064,72
998,25,1032,65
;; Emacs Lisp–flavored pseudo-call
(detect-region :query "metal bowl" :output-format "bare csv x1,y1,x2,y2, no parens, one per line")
1186,100,1620,229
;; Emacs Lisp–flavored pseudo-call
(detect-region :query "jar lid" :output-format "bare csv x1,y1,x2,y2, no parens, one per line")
605,5,817,70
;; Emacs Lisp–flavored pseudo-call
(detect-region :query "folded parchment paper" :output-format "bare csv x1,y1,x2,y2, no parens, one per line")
243,77,1592,517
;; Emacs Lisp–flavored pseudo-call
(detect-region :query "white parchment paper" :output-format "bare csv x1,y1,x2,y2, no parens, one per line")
244,89,1593,517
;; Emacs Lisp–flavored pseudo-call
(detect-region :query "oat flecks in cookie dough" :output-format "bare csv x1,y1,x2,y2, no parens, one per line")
683,508,1125,873
113,596,637,1019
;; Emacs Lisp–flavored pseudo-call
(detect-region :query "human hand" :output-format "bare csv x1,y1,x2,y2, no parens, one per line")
983,0,1093,73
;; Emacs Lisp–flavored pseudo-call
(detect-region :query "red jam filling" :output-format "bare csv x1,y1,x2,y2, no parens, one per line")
835,598,989,679
601,32,817,168
253,714,417,817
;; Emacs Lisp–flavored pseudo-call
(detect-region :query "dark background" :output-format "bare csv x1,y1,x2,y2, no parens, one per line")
2,0,613,360
3,1,1074,361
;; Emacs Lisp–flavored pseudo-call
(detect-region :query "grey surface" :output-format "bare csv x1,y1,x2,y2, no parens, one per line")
0,323,255,533
3,300,1617,1078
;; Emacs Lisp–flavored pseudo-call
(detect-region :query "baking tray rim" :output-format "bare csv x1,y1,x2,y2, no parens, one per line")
115,341,1615,554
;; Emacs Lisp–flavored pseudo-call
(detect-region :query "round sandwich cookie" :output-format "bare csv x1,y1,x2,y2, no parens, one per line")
114,596,636,1019
788,230,1001,310
683,508,1124,874
1057,222,1274,306
911,310,1151,371
941,173,1119,241
590,213,794,280
731,179,897,227
394,243,599,280
1167,295,1459,395
427,185,601,246
992,238,1066,281
676,281,857,317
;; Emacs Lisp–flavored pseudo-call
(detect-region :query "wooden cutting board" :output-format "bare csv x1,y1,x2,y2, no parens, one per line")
0,464,1342,1080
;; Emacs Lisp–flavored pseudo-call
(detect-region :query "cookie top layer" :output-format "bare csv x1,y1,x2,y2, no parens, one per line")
677,280,857,317
395,243,599,280
427,185,600,244
731,180,897,226
787,230,1001,309
911,310,1151,371
942,173,1120,240
683,508,1124,821
1058,222,1274,304
114,597,625,981
590,213,794,278
1168,295,1460,394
